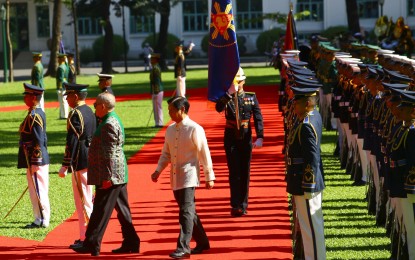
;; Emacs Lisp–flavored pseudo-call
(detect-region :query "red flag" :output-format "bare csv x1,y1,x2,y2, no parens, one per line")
284,7,298,51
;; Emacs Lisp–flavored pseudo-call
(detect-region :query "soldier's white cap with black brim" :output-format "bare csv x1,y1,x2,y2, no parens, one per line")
97,73,114,82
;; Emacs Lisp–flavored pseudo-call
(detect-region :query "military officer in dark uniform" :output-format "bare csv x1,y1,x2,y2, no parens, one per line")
18,83,51,228
286,86,326,260
97,73,114,95
388,89,415,259
58,83,96,249
215,67,264,217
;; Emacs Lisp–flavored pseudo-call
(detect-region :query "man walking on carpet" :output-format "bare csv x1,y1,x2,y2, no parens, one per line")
152,96,215,259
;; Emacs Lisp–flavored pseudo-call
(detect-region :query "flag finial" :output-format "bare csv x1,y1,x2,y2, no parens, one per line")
290,2,293,12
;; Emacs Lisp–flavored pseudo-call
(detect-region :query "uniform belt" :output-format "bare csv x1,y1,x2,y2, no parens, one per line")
350,113,359,118
335,96,342,100
389,159,407,168
226,119,249,129
287,157,304,165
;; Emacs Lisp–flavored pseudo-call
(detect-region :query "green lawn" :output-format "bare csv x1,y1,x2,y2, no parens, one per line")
0,66,391,258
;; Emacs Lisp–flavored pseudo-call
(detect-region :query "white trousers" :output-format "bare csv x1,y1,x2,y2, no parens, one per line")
400,195,415,259
176,76,186,97
57,90,69,119
39,94,45,112
71,169,93,240
152,91,164,127
26,165,50,227
294,192,326,260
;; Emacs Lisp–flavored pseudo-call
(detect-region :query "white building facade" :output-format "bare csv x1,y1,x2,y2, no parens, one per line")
1,0,415,58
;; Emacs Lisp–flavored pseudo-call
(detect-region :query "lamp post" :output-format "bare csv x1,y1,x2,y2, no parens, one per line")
379,0,385,17
1,5,8,83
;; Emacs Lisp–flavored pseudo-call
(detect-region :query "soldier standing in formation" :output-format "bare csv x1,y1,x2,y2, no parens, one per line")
215,67,264,217
58,83,96,249
18,83,51,229
307,37,415,258
174,40,194,97
31,52,45,111
56,53,69,119
97,73,114,95
286,86,326,260
149,53,164,128
67,52,76,84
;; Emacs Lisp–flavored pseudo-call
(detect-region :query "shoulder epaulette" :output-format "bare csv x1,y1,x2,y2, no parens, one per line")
67,108,84,138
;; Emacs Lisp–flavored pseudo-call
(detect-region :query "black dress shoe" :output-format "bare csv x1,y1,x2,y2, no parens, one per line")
69,239,83,249
112,245,140,254
72,245,99,256
231,208,247,217
169,250,190,259
191,244,210,254
23,222,45,229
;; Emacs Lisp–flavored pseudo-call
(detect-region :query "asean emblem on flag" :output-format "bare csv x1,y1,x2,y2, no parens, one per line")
210,2,236,43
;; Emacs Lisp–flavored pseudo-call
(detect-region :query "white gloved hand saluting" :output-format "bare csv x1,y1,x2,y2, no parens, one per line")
227,83,238,95
252,138,263,149
59,166,68,178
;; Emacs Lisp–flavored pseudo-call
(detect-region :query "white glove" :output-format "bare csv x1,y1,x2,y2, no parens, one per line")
253,138,263,149
31,165,40,174
59,166,68,178
227,83,238,95
304,192,313,200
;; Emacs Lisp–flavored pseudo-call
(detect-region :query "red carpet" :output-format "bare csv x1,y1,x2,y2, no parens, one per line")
0,86,292,259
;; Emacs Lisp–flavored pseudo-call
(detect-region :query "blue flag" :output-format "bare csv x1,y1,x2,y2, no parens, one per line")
208,0,240,102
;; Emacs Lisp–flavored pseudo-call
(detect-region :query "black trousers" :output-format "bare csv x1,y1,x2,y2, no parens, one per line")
173,187,209,253
84,184,139,252
224,136,252,211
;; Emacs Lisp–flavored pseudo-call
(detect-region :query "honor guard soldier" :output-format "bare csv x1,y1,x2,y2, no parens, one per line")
57,53,69,119
18,83,51,228
97,73,114,95
215,67,264,217
149,53,164,128
67,52,76,83
31,52,45,111
58,83,96,249
287,86,326,260
388,89,415,259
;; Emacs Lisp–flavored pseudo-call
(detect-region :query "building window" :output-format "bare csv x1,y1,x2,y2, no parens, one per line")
296,0,323,21
409,0,415,16
36,6,50,38
183,0,208,32
236,0,263,30
130,15,155,34
357,0,379,18
78,17,102,36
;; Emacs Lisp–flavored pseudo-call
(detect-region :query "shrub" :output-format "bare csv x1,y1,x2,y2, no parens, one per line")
256,28,284,54
142,33,180,59
92,34,129,61
79,48,95,64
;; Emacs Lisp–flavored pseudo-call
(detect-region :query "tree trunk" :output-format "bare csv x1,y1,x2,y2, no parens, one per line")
345,0,360,35
45,0,62,77
101,0,113,74
156,0,170,71
71,0,80,75
6,0,13,82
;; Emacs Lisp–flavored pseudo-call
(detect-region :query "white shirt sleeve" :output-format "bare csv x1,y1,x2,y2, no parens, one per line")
192,124,215,182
